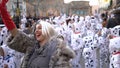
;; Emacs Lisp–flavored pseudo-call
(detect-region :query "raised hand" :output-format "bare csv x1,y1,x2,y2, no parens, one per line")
0,0,17,36
0,0,8,7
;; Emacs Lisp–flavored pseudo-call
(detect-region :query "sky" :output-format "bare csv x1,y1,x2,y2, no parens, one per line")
64,0,99,6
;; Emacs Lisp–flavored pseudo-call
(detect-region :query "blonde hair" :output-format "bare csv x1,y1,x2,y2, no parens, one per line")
38,20,56,40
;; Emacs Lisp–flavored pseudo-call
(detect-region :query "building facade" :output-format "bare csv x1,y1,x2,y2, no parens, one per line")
69,1,91,16
25,0,91,17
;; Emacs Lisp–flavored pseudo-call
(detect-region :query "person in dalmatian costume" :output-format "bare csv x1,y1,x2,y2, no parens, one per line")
84,20,91,30
90,16,102,34
0,34,16,68
78,16,85,34
74,15,79,23
66,19,73,46
54,26,67,43
59,15,73,47
54,26,66,42
0,27,24,68
53,15,69,46
20,15,27,30
82,16,103,68
0,27,9,45
96,27,110,68
82,47,95,68
69,15,86,68
67,18,74,31
70,30,84,68
89,17,98,32
72,20,80,33
82,35,99,68
60,18,69,44
109,37,120,68
97,36,110,68
90,16,110,68
109,25,120,68
53,16,61,26
0,45,16,68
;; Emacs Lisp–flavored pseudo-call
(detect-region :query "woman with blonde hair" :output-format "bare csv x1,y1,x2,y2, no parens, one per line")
0,0,75,68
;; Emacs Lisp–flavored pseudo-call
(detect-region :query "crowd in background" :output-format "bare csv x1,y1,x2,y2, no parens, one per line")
0,6,120,68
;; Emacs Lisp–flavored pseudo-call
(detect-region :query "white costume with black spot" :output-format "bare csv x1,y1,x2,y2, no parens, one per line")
0,56,4,68
109,37,120,68
82,35,98,68
71,32,84,68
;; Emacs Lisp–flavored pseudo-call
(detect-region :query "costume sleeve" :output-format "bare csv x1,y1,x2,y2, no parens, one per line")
0,0,16,30
6,31,35,53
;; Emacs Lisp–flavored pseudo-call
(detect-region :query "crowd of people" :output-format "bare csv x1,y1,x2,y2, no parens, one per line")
0,0,120,68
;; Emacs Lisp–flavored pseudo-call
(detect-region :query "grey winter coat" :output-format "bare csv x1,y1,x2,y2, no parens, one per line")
6,31,75,68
